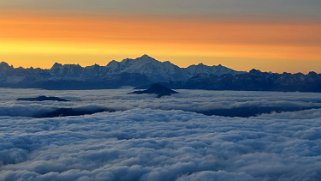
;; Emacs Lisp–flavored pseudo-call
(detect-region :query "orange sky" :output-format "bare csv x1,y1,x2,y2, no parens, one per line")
0,11,321,73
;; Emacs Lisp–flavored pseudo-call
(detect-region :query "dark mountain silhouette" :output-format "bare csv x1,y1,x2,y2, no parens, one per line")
34,107,115,118
17,96,69,102
132,84,178,98
180,69,321,92
1,55,321,92
196,105,321,118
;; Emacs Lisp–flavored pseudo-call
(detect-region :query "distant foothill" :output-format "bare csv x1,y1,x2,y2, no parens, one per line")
131,83,178,98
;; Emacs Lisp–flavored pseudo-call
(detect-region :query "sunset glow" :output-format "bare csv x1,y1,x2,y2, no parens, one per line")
1,8,321,72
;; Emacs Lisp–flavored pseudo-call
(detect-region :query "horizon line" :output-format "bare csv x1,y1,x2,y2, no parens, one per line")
1,54,320,75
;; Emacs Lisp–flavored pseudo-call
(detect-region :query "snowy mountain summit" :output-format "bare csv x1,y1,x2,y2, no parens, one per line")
106,55,237,81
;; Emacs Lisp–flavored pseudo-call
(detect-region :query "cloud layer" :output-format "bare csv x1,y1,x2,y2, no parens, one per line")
1,89,321,180
1,88,321,117
1,108,321,180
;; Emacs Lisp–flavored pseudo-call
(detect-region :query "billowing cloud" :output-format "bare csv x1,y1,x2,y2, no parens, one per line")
1,89,321,117
1,108,321,180
1,89,321,180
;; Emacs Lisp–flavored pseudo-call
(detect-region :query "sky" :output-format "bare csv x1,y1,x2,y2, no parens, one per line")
0,0,321,72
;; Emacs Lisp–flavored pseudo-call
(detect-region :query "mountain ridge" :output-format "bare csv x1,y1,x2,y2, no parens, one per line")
1,54,238,73
0,55,321,92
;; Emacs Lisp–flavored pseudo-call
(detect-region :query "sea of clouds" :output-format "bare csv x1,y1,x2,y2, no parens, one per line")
1,88,321,117
1,88,321,180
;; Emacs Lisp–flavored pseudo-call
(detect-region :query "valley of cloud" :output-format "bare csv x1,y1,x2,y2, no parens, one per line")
1,89,321,180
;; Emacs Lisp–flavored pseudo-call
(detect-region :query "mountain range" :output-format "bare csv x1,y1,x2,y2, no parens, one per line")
1,55,321,92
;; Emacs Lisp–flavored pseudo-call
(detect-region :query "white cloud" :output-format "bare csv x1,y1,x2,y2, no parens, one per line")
1,89,321,180
1,89,321,117
176,171,254,181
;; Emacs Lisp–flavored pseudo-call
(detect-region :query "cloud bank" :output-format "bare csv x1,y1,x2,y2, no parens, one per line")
1,108,321,180
0,88,321,180
1,88,321,117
